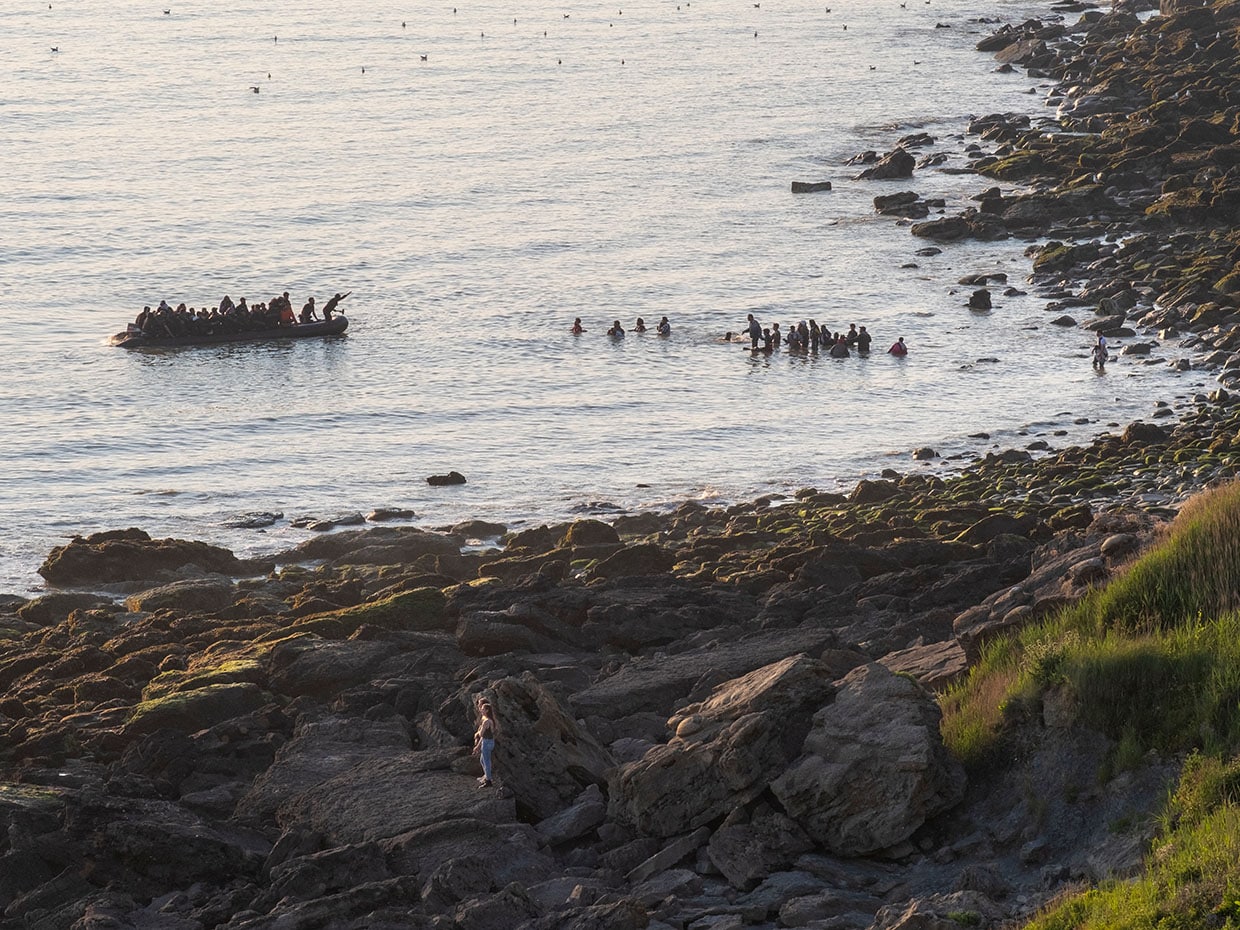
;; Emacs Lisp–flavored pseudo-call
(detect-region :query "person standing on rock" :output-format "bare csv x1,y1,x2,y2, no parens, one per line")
474,698,499,788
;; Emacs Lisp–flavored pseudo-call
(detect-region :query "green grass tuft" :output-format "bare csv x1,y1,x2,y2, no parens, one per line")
942,482,1240,929
943,483,1240,769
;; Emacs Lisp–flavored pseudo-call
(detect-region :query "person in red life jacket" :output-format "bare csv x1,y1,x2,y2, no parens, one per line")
888,336,908,356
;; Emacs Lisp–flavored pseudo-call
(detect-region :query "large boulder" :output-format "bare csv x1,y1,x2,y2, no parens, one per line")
15,592,111,625
707,807,815,890
571,628,846,719
38,529,265,585
124,578,237,614
125,682,269,736
266,637,396,698
609,655,836,836
588,543,675,580
771,663,965,856
857,147,915,180
280,525,462,566
234,714,416,826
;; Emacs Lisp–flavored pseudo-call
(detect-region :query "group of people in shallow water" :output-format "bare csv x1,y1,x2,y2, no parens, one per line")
733,315,908,357
568,313,909,356
130,291,350,338
572,316,672,337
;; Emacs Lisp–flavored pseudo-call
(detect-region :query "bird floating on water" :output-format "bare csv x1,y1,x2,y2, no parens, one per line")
420,53,428,60
51,45,59,51
249,85,260,92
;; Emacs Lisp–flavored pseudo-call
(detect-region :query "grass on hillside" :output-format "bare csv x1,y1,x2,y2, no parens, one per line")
939,482,1240,929
1024,753,1240,930
942,481,1240,770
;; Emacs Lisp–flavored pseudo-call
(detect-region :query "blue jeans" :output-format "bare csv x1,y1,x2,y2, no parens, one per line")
480,738,495,780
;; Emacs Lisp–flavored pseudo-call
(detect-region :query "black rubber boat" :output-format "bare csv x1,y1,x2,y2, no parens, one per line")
109,316,349,348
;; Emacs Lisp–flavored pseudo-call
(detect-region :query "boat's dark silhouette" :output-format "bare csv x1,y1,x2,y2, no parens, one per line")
109,315,348,349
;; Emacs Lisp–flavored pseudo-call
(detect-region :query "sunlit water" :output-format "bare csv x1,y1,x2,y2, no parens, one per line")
0,0,1212,593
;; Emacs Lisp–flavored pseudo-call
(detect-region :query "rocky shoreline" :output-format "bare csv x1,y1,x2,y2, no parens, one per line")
7,2,1240,928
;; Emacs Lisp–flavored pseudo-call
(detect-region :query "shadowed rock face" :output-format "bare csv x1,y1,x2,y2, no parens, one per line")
771,663,967,856
609,655,837,836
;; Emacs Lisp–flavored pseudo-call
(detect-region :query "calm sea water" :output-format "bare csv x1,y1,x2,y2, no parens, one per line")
0,0,1210,594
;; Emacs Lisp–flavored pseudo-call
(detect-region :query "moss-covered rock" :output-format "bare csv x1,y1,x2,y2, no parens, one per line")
126,682,268,735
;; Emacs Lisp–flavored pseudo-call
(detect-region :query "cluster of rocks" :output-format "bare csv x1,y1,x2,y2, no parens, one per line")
2,385,1227,928
858,0,1240,379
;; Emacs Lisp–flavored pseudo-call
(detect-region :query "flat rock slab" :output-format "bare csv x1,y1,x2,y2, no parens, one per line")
275,751,515,844
571,628,840,719
878,640,968,691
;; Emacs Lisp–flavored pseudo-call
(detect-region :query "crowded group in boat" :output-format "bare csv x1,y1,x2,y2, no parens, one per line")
130,291,350,338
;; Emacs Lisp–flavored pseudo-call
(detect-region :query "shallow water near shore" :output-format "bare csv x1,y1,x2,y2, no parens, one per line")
0,0,1215,593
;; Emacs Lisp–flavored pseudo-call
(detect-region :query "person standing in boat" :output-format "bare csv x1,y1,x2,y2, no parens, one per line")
300,297,318,323
219,295,235,315
322,291,351,321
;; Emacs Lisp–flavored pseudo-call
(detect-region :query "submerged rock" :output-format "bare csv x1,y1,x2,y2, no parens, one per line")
427,471,468,486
